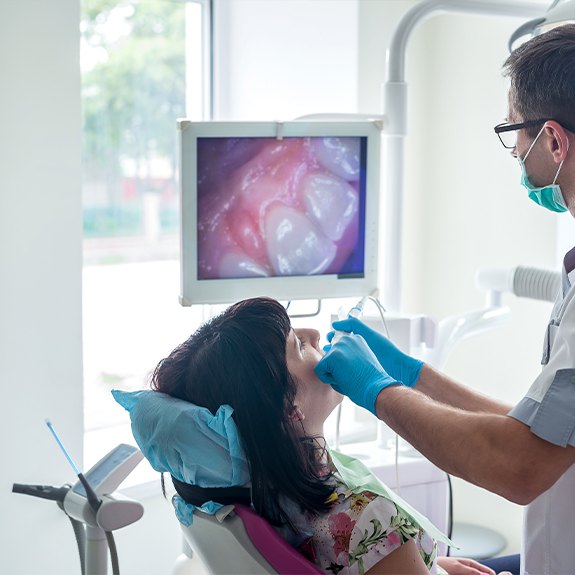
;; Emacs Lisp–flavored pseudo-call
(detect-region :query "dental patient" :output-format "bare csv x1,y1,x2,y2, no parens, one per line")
120,297,507,575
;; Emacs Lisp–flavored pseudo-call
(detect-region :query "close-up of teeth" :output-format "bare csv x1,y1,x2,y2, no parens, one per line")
197,136,362,280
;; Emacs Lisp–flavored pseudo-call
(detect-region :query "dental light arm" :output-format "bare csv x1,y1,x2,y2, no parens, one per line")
382,0,545,312
509,0,575,50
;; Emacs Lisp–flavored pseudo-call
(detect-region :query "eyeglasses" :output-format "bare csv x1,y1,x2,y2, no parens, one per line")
494,119,549,149
494,118,575,149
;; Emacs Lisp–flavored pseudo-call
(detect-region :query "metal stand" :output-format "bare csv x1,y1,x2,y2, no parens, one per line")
13,444,144,575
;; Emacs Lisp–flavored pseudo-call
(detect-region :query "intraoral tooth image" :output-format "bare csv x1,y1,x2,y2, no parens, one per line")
196,136,366,280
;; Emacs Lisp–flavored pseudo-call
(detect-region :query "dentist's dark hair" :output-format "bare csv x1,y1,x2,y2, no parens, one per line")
150,297,333,530
503,24,575,137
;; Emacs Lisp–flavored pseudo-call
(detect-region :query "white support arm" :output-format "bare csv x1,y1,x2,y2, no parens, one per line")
381,0,546,312
387,0,546,83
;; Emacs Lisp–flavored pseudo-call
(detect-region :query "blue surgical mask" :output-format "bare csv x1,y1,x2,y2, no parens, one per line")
518,125,568,213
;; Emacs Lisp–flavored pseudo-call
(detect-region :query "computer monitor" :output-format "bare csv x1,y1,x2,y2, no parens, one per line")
178,119,382,306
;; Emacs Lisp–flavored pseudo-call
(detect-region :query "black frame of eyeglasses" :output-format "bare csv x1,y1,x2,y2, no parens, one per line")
494,118,575,149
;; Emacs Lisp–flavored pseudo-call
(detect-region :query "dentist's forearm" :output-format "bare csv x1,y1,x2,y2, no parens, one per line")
414,364,512,415
374,384,571,503
374,385,520,499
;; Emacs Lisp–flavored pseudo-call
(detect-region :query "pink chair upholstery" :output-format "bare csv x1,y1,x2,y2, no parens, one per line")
180,502,323,574
233,504,323,574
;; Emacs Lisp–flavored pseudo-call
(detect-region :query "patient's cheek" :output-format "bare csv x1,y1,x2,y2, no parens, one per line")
197,138,361,279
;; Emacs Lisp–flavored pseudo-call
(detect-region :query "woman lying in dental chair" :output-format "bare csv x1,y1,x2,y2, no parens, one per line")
116,297,509,575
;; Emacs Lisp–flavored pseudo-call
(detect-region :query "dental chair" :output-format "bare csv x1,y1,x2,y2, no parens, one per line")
179,502,323,574
111,389,324,575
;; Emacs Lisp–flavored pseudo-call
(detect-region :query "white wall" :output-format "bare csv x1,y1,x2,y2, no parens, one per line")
358,0,555,555
0,1,84,573
213,0,359,120
0,2,182,574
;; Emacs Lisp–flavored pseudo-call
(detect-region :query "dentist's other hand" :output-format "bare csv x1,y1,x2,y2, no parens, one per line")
314,333,400,415
437,556,509,575
326,317,423,388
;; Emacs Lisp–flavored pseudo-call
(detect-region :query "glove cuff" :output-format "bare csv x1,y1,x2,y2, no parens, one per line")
364,376,401,416
405,359,424,388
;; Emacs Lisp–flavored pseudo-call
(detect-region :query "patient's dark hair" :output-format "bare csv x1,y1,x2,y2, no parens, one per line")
151,297,333,529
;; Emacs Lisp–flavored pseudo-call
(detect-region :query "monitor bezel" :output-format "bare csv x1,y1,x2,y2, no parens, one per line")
178,119,382,306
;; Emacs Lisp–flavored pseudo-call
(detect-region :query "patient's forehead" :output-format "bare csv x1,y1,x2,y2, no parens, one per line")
286,328,302,351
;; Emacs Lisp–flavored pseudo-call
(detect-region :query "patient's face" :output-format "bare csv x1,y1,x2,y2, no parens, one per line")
286,328,342,428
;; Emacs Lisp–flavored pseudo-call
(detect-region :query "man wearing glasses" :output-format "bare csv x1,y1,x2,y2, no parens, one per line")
315,24,575,575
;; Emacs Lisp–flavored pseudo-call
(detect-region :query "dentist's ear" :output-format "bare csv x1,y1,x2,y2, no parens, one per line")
544,120,570,162
289,406,305,422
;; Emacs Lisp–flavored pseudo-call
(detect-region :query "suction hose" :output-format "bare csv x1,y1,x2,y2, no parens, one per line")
476,266,561,303
513,266,562,302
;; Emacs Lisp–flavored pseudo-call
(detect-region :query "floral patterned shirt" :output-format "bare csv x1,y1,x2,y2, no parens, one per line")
297,471,438,575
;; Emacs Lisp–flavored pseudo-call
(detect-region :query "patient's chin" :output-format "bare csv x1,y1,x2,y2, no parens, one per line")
330,389,344,410
318,383,344,419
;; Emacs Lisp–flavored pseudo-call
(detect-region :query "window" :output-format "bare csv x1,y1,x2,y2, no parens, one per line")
81,0,211,477
81,0,375,484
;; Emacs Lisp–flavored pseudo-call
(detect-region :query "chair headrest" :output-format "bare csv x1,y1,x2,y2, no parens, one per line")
171,476,251,507
112,389,250,488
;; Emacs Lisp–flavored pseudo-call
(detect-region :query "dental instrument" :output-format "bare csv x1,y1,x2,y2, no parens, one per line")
45,419,103,514
330,296,368,345
13,420,144,575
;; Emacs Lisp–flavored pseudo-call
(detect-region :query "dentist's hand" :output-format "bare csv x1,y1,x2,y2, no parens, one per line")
314,333,400,416
325,317,423,388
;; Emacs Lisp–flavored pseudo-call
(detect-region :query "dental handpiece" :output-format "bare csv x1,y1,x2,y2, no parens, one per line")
331,297,367,345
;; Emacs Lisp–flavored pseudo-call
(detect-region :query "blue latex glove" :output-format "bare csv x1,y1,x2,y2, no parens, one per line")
325,317,423,388
314,333,400,415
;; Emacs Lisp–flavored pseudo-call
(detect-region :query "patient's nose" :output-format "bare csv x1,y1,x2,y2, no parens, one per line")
308,329,321,350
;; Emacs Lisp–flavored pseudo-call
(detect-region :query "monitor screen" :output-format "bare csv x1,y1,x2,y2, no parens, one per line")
178,120,381,305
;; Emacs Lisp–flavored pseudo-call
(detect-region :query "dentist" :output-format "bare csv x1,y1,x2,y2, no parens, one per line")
315,24,575,575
